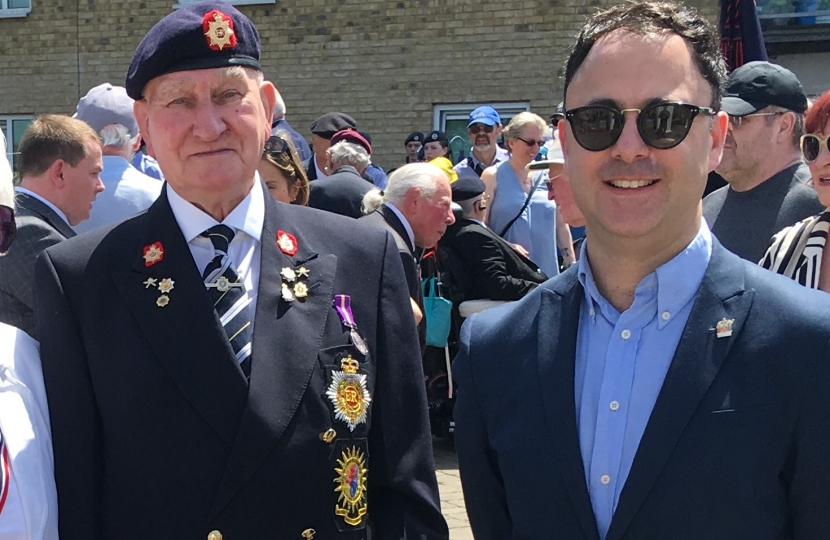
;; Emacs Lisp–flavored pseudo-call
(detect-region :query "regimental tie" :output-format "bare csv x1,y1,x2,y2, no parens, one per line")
201,224,253,378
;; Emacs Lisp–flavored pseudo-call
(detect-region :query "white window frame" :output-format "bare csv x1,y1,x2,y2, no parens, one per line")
0,0,31,19
0,115,34,173
174,0,274,7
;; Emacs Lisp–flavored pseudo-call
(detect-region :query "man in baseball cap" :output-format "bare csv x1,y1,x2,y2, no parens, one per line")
454,105,509,182
37,2,447,539
704,61,822,262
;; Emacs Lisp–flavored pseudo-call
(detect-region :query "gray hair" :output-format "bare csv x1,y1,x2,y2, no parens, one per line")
100,124,138,148
0,130,12,207
361,162,444,214
457,197,480,217
328,141,370,171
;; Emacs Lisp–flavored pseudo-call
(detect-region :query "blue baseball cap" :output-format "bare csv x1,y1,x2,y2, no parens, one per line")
468,106,501,127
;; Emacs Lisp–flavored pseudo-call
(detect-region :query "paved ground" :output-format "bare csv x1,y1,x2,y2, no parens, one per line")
433,438,474,540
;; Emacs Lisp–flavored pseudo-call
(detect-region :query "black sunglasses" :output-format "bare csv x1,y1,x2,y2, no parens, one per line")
565,102,716,152
264,136,289,157
469,124,495,135
0,205,16,256
801,134,830,162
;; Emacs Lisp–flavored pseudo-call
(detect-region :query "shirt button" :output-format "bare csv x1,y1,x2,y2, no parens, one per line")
609,400,620,411
600,474,611,485
662,311,671,320
621,329,631,340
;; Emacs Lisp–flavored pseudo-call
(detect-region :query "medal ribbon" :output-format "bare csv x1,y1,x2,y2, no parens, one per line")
333,294,357,329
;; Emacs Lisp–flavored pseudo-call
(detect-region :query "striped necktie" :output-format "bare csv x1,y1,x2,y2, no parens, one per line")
201,224,252,378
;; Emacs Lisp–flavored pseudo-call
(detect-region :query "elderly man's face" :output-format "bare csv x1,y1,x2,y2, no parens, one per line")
407,178,455,249
135,67,274,200
546,165,585,227
561,30,726,244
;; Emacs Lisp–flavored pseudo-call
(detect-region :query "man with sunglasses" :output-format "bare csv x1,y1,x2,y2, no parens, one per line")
453,106,509,182
703,61,822,263
34,4,447,539
454,3,830,540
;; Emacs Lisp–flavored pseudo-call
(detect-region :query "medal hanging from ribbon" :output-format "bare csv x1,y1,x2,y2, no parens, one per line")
334,294,368,355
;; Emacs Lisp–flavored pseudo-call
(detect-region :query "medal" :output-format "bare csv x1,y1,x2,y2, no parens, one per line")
350,329,368,356
334,294,368,355
326,355,371,431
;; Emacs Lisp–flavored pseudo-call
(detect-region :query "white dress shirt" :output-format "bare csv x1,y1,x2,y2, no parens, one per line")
385,203,415,250
314,155,328,179
13,188,69,227
166,180,263,330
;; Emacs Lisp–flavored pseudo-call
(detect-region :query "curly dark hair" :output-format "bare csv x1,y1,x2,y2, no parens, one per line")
564,1,727,109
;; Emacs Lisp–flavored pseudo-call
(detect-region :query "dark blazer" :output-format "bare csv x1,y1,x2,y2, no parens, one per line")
454,240,830,540
439,217,547,301
0,191,75,338
303,156,319,181
308,166,375,219
36,183,447,540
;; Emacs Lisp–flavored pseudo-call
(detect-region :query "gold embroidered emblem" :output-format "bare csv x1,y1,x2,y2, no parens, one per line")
333,446,368,526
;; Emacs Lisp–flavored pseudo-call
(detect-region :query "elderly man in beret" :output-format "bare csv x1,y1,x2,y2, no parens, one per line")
35,3,448,539
304,111,357,181
308,129,375,218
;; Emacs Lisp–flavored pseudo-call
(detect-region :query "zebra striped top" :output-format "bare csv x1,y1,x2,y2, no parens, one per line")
759,211,830,289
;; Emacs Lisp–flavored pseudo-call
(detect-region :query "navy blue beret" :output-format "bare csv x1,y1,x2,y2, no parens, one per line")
404,131,423,145
125,1,261,100
451,176,486,202
425,130,447,144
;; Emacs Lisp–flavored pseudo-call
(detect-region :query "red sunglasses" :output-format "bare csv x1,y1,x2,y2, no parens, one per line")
0,205,16,255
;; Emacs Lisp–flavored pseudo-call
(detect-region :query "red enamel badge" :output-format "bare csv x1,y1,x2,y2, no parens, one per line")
202,10,237,51
277,230,298,256
143,242,164,267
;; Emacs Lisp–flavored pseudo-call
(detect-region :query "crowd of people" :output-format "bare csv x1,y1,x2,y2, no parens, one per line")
2,0,830,538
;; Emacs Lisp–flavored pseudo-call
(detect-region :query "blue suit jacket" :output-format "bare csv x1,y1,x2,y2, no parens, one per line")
454,240,830,540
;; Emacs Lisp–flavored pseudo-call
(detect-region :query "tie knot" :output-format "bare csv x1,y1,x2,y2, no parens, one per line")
201,224,236,253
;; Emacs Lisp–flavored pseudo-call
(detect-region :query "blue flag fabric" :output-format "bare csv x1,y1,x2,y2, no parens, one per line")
721,0,768,71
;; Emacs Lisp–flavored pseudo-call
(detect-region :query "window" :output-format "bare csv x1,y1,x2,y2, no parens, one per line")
433,103,531,164
0,0,31,18
0,116,33,176
757,0,830,27
174,0,274,7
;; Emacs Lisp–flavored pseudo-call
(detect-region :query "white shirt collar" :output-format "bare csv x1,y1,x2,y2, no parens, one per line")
384,202,415,249
14,186,70,226
314,155,329,179
166,175,264,244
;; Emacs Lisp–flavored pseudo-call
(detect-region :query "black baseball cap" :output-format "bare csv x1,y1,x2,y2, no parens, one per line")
722,61,808,117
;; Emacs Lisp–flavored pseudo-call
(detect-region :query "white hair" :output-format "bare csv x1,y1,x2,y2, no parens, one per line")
328,141,370,171
361,162,444,214
273,90,286,118
0,130,12,207
100,124,138,147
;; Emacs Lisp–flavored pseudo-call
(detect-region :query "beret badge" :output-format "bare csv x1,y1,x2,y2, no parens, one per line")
202,10,237,51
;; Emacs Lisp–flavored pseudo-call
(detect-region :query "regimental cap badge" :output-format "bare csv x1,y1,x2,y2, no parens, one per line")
143,242,164,267
715,317,734,338
202,10,237,51
277,230,298,256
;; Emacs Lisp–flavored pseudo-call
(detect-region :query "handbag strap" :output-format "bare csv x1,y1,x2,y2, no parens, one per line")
499,173,544,238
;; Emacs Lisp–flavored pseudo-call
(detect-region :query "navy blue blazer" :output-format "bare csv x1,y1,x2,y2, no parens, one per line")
454,240,830,540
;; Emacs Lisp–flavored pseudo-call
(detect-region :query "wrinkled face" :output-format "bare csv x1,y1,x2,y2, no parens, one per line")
561,30,726,244
258,158,298,204
468,123,502,152
409,179,455,248
406,141,422,160
135,67,274,202
807,119,830,208
508,125,544,162
423,141,446,161
717,108,783,183
62,139,104,225
546,165,586,227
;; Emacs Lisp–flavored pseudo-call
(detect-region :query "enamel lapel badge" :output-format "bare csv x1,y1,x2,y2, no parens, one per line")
143,242,164,267
715,317,734,338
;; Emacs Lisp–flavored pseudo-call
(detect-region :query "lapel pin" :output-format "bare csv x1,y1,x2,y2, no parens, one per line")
280,267,297,282
143,277,157,289
281,282,296,302
294,281,309,299
143,241,164,267
297,266,310,278
156,295,170,308
158,278,175,294
277,230,298,256
715,318,734,338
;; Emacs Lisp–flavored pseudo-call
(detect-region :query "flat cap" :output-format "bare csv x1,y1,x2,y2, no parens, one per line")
331,129,372,155
405,131,424,145
126,2,261,100
311,112,357,139
75,83,139,138
451,175,486,202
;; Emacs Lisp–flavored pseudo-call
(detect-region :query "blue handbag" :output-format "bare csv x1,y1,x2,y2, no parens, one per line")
421,277,453,348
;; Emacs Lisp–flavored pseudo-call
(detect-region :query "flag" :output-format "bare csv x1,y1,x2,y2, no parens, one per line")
721,0,768,71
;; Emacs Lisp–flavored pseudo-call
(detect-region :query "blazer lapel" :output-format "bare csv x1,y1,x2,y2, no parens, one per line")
379,204,415,254
537,271,602,540
606,243,755,540
15,192,76,239
209,194,337,518
110,190,248,446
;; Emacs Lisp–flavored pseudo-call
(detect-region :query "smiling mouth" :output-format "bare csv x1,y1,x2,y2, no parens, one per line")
606,179,659,189
819,176,830,185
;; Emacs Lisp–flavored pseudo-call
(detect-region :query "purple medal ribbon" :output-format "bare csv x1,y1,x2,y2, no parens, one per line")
334,294,357,329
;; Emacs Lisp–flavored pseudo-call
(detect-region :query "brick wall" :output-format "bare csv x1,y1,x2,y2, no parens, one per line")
0,0,720,169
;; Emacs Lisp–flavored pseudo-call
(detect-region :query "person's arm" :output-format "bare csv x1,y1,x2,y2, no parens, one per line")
556,211,576,268
367,232,448,538
457,230,542,300
481,166,498,226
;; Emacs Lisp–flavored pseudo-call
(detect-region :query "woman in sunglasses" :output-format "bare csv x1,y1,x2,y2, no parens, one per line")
257,133,310,206
0,131,59,539
482,112,574,277
761,90,830,291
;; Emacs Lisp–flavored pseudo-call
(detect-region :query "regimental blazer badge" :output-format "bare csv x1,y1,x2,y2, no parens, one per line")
326,355,371,431
333,445,368,527
0,430,10,514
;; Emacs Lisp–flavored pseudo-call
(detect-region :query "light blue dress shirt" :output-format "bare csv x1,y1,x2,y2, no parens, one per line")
574,221,713,539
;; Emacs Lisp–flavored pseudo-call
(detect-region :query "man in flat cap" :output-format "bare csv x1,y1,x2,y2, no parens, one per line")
35,3,447,539
308,129,375,218
304,111,357,181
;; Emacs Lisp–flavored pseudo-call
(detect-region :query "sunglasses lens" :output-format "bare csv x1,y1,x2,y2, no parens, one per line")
0,206,16,255
265,136,288,155
469,124,494,135
640,103,696,150
802,135,821,162
569,107,623,151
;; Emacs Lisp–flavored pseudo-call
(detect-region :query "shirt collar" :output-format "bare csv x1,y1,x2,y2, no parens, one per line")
166,174,264,244
14,186,70,226
577,220,713,329
384,202,415,249
314,155,329,179
470,146,509,168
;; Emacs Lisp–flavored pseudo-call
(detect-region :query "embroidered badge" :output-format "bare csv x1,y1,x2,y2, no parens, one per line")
715,317,734,338
143,242,164,267
0,431,9,514
277,230,298,256
333,445,369,527
202,10,237,51
326,355,371,431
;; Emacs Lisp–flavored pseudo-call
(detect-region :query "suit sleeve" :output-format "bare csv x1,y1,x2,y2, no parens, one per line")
35,250,103,540
367,231,449,539
456,230,542,300
453,316,512,538
4,221,65,310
